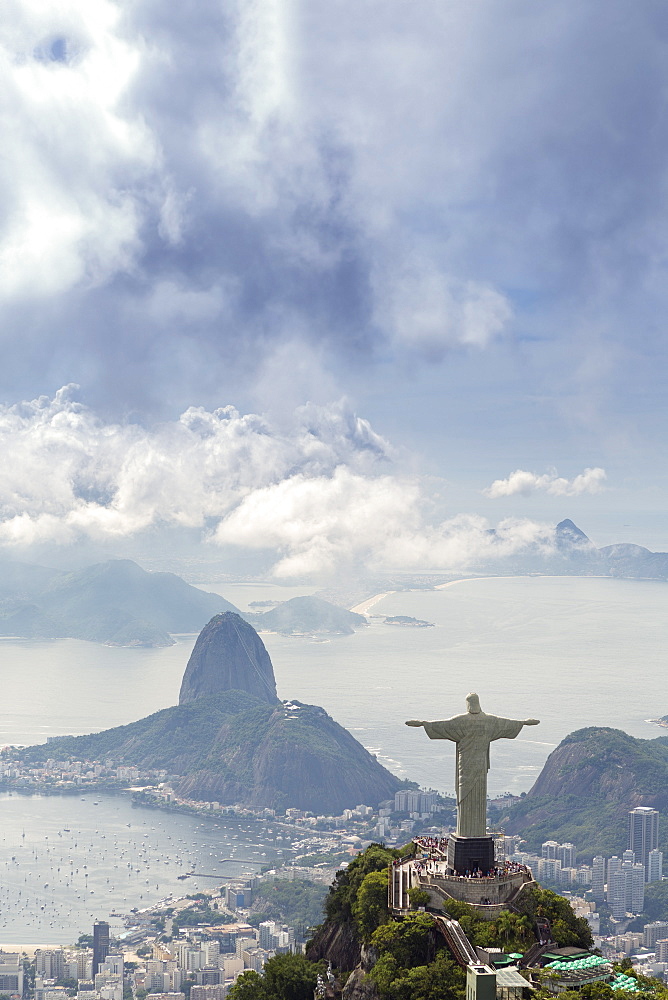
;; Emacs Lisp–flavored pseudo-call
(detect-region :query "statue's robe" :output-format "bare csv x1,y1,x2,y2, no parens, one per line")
423,711,525,838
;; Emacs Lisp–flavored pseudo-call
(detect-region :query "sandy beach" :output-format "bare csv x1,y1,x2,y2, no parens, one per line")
349,591,395,614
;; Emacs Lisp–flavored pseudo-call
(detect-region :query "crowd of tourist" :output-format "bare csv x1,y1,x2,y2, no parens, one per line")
389,835,533,886
391,848,530,882
448,860,530,880
414,836,448,855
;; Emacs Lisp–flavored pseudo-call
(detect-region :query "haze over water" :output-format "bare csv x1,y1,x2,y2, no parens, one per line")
1,576,665,796
0,576,666,942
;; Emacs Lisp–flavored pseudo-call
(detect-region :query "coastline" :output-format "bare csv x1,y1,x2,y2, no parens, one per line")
349,573,627,614
349,591,396,614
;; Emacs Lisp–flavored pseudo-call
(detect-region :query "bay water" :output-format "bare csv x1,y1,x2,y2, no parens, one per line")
0,792,283,945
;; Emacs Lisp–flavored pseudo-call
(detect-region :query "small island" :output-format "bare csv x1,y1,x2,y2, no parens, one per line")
245,595,368,636
384,615,434,627
648,714,668,729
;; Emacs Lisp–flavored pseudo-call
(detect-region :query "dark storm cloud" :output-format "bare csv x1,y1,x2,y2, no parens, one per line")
2,0,667,431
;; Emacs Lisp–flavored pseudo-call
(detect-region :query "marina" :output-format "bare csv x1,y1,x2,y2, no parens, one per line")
0,792,286,944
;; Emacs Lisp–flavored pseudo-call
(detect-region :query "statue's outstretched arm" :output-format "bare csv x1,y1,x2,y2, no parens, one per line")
523,719,540,725
405,720,425,727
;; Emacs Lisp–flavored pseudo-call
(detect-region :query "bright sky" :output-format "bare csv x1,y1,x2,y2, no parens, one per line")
1,1,667,575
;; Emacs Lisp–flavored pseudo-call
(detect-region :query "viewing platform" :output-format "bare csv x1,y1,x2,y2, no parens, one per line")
389,837,536,919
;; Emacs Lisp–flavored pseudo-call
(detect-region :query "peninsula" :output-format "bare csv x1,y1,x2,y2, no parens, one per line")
15,613,402,814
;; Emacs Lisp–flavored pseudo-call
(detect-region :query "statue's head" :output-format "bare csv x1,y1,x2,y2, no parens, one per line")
466,692,481,714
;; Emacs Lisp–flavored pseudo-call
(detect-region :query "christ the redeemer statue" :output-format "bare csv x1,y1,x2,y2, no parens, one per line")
406,693,539,838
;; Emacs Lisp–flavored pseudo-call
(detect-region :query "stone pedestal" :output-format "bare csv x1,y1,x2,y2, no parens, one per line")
447,834,495,875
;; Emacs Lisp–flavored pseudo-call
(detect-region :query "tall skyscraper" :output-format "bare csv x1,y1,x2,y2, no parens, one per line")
591,856,605,900
557,843,576,868
630,863,645,914
34,950,64,980
644,921,668,948
608,868,628,920
648,849,664,884
608,862,645,918
607,855,622,881
93,921,110,977
538,857,562,881
628,807,659,877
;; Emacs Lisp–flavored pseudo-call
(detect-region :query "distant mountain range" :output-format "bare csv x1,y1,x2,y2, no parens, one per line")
1,518,666,647
19,612,403,813
502,726,668,859
490,518,668,581
0,559,374,646
0,558,238,646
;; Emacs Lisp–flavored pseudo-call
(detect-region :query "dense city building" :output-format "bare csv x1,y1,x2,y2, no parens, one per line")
591,856,605,900
629,807,660,877
607,861,645,918
93,921,110,977
648,848,664,884
0,953,23,995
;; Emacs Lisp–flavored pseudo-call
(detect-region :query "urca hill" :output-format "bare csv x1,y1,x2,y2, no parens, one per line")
20,613,401,814
502,726,668,858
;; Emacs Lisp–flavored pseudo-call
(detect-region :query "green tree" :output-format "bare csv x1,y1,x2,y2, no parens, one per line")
324,843,398,925
578,984,615,1000
353,870,391,940
518,885,593,950
371,950,466,1000
516,914,533,943
262,953,320,1000
227,955,320,1000
251,877,328,928
551,918,581,947
181,977,196,999
408,888,431,910
371,913,435,967
227,970,268,999
643,881,668,922
496,911,516,944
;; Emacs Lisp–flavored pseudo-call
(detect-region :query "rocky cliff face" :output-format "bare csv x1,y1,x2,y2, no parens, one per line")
179,612,279,705
307,920,362,972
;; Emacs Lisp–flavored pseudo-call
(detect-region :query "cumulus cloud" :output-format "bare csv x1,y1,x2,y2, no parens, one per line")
216,487,556,578
485,467,607,499
0,386,391,547
373,257,512,359
0,387,562,578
